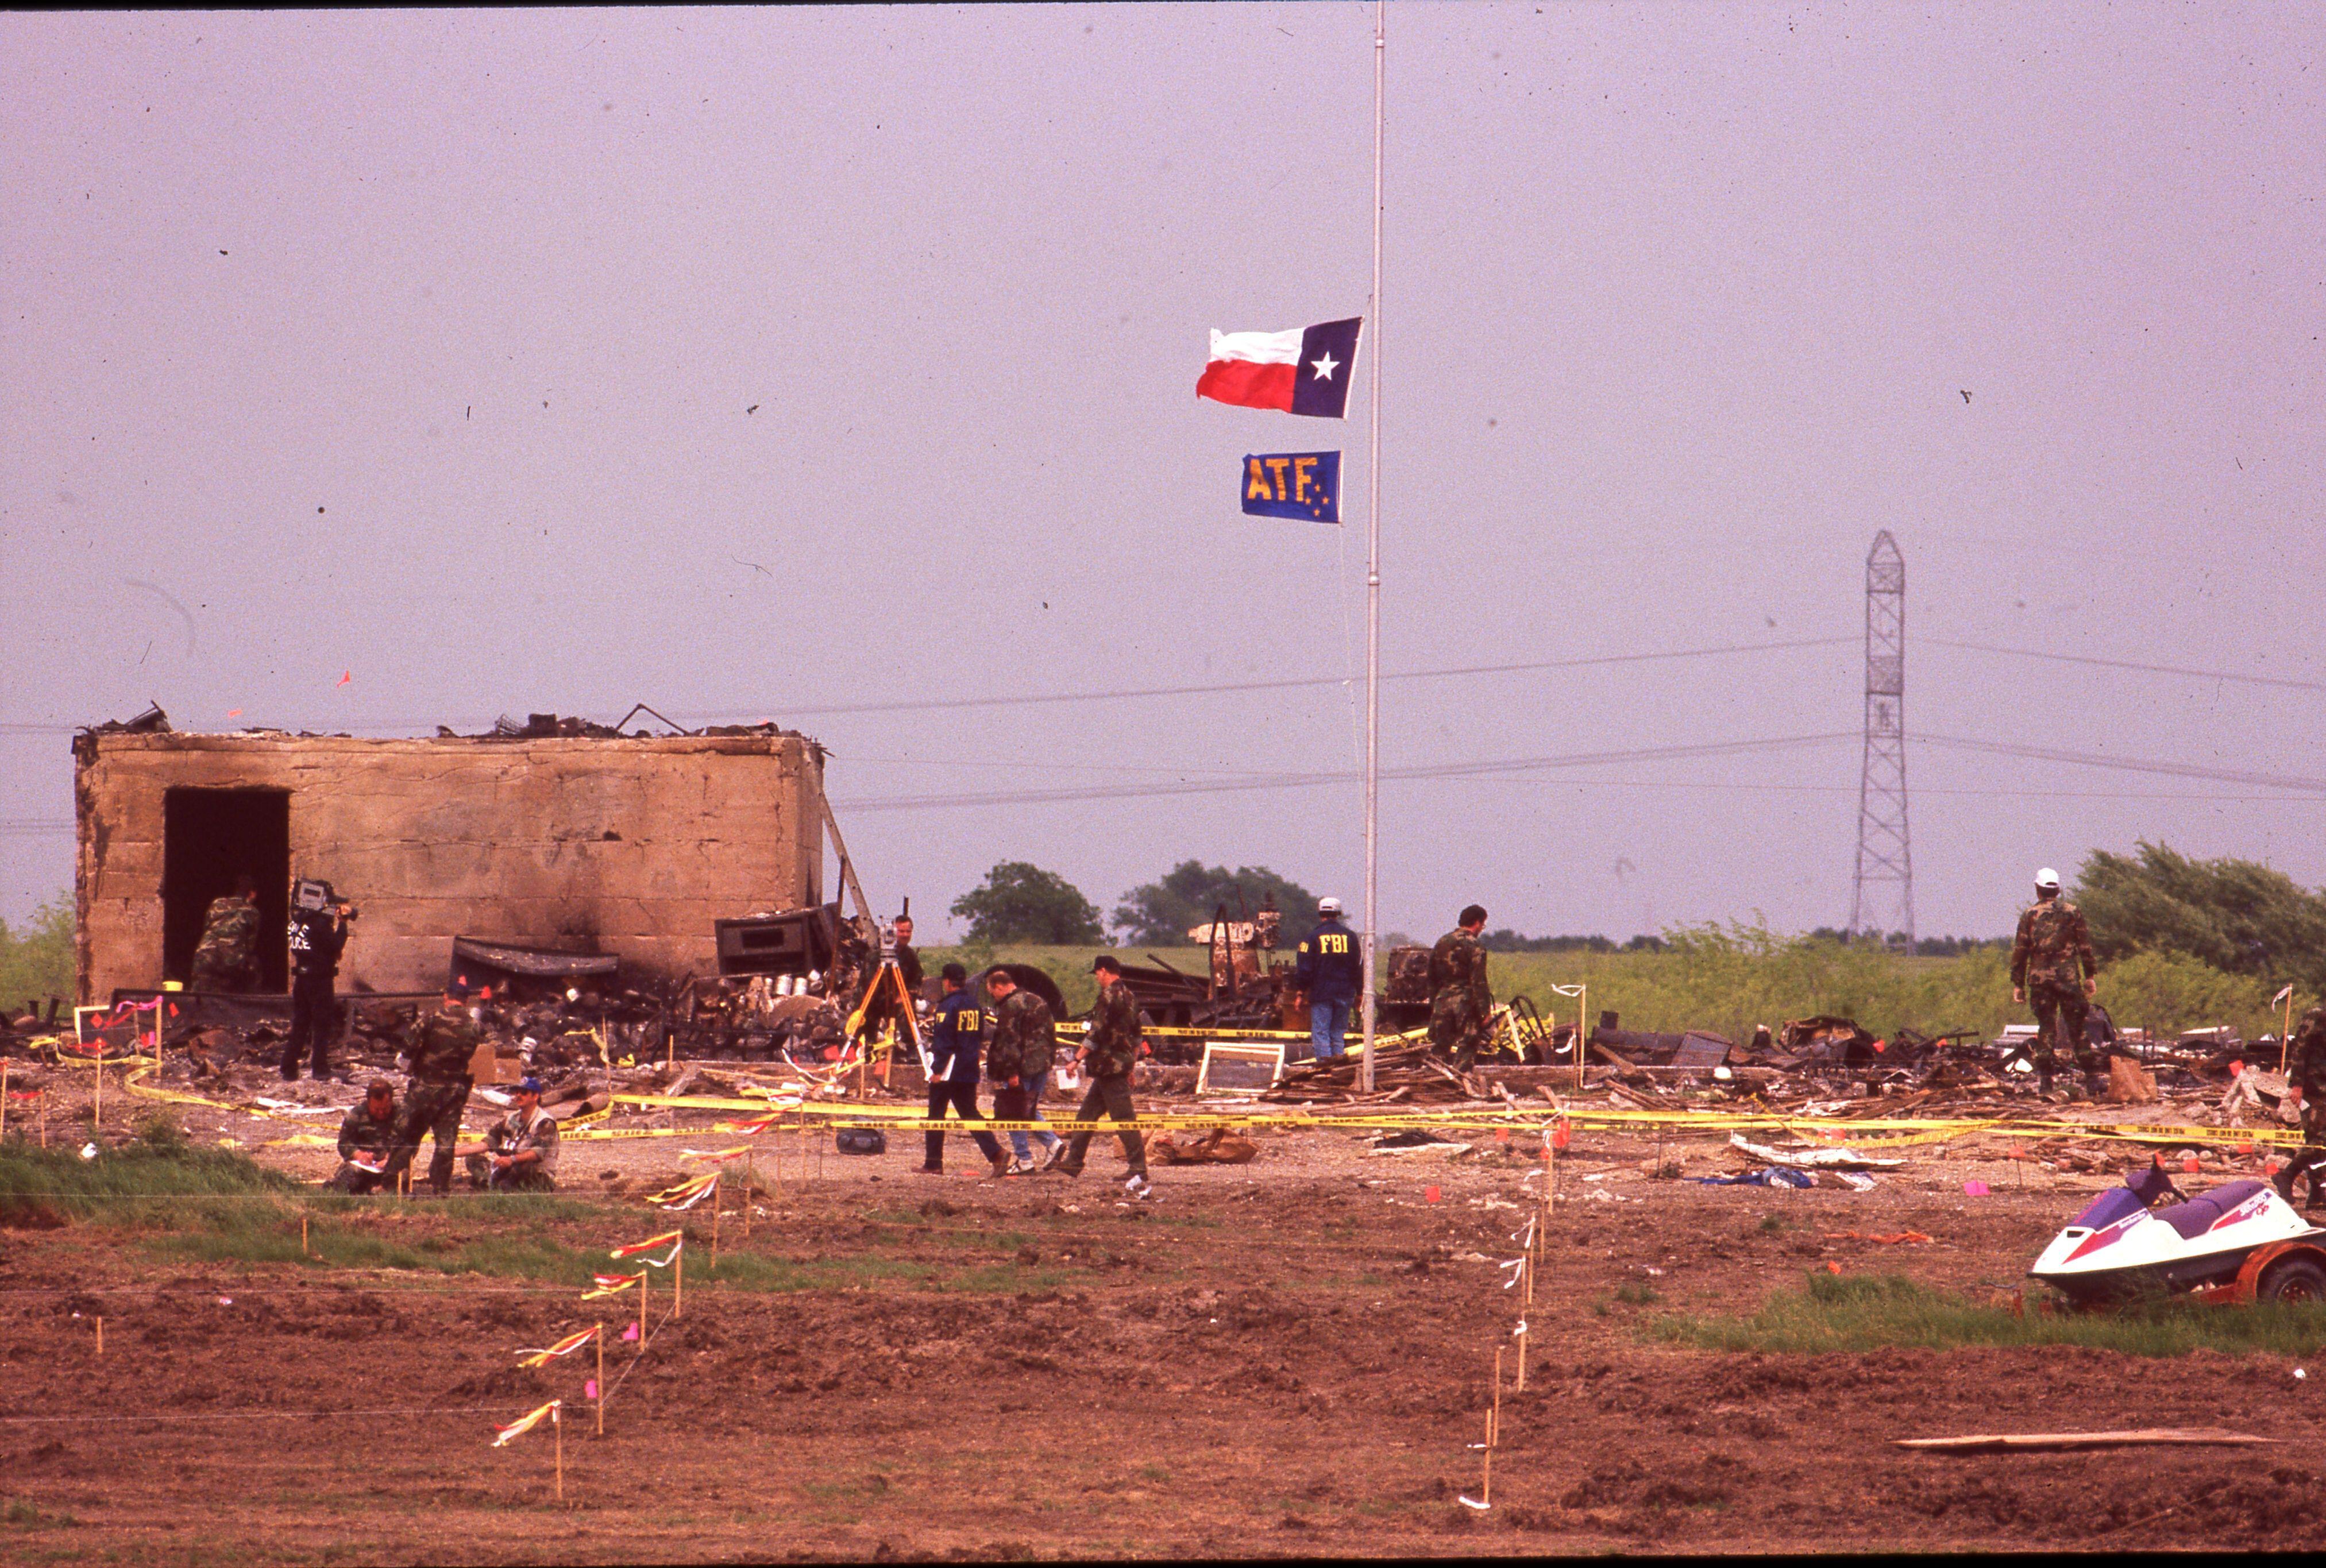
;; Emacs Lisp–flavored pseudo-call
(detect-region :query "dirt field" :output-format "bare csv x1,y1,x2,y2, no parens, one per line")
3,1088,2324,1561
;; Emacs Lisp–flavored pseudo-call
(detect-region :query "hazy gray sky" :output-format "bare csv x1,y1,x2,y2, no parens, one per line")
4,4,2320,945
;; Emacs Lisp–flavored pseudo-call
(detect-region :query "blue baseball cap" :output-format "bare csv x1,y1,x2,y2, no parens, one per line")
515,1077,543,1095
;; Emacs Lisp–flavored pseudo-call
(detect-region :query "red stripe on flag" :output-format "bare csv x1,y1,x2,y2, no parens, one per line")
1197,360,1294,411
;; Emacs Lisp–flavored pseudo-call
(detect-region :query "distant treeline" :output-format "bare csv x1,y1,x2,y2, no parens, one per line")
1478,928,2008,958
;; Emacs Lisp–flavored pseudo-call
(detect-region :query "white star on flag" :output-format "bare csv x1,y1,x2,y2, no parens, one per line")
1310,351,1340,381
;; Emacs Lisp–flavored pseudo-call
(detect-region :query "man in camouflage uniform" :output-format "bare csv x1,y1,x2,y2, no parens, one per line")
1056,956,1150,1195
384,987,481,1196
329,1079,401,1194
2275,1005,2326,1209
1427,905,1493,1070
190,876,262,992
982,970,1055,1175
2008,867,2101,1096
466,1076,560,1193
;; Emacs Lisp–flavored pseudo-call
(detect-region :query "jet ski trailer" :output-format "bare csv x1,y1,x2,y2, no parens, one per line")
2028,1175,2326,1306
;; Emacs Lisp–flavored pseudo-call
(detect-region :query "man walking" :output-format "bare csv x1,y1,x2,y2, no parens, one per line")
918,963,1006,1177
282,890,352,1080
1056,956,1151,1198
983,970,1055,1176
329,1079,401,1194
1293,896,1363,1063
2009,867,2100,1096
1428,905,1494,1070
385,987,481,1196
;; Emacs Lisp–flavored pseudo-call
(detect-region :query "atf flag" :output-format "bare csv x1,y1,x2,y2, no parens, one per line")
1241,451,1341,524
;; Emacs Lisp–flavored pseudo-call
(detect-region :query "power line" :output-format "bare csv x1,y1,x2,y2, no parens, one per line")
0,636,1854,739
832,733,1857,813
1928,639,2326,694
1919,735,2326,794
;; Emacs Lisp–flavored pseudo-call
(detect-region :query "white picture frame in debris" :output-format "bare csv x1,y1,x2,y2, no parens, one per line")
1197,1041,1284,1095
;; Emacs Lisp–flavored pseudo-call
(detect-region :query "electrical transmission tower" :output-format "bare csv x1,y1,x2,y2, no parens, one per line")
1849,531,1914,944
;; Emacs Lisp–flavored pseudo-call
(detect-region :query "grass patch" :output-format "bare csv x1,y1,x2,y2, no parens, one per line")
1655,1270,2326,1357
0,1136,296,1226
1613,1281,1661,1307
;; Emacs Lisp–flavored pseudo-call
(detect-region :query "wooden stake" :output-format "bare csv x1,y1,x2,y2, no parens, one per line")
302,1214,310,1257
674,1239,684,1319
595,1324,604,1436
3,1059,10,1141
711,1178,722,1266
743,1153,753,1238
95,1316,103,1355
92,1049,101,1130
41,1089,48,1149
554,1401,564,1501
638,1266,648,1346
1484,1346,1502,1505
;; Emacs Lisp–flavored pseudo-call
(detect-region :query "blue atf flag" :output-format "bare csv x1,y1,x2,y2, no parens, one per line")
1240,451,1341,524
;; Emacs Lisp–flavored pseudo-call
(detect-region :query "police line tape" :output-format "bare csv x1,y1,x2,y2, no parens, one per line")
593,1092,2320,1149
107,1064,2310,1156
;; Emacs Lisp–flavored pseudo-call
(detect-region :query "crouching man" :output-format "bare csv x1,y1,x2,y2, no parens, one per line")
329,1079,400,1194
466,1077,559,1193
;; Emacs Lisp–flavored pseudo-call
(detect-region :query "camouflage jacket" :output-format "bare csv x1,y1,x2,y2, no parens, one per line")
337,1103,399,1164
1083,982,1142,1079
1427,928,1491,1010
195,897,259,964
2010,898,2095,988
985,988,1055,1086
485,1105,560,1179
2292,1009,2326,1099
404,1007,483,1086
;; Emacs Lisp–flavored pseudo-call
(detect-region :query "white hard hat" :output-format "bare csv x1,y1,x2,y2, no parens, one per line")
2034,867,2061,889
1317,896,1344,916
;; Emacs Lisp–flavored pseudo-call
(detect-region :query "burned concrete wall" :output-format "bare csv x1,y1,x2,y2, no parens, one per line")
74,731,825,1002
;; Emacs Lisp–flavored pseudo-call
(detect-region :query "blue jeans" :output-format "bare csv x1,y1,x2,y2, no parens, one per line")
1311,998,1352,1060
1009,1072,1062,1160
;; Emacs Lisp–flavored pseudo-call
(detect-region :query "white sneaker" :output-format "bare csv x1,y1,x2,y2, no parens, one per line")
1124,1173,1153,1200
1039,1141,1071,1172
1003,1158,1036,1177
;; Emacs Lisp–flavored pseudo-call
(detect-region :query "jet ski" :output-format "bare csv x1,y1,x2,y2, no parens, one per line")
2029,1165,2326,1304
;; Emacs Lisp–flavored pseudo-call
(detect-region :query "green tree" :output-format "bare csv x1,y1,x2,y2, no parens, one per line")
950,862,1105,945
0,896,74,1013
1111,860,1320,947
2076,843,2326,991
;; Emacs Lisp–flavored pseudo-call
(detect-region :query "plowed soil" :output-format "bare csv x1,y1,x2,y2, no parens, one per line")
2,1117,2323,1561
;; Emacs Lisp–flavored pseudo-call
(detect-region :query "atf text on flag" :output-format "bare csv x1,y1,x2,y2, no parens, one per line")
1240,452,1341,523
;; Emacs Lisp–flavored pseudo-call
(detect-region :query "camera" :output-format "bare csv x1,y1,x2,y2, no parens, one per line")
293,878,356,920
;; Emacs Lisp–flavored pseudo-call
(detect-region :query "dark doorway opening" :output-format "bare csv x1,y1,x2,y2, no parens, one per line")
163,789,291,991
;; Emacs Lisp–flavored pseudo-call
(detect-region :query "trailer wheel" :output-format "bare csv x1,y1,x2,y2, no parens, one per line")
2259,1256,2326,1304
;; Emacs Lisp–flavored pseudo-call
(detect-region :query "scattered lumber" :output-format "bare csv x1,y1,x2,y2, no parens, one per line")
1896,1429,2273,1453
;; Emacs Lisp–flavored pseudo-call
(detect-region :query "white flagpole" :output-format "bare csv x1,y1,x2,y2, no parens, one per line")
1360,0,1385,1095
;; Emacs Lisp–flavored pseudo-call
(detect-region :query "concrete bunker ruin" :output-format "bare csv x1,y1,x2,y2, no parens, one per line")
72,723,827,1002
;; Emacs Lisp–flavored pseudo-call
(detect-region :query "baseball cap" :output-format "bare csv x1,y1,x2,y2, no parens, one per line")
1092,955,1122,975
1317,896,1344,916
515,1076,543,1095
2034,867,2061,889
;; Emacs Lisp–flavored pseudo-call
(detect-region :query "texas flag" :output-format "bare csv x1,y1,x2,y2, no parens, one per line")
1197,317,1363,419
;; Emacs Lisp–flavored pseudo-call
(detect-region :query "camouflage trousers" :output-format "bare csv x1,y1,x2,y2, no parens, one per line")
327,1161,389,1195
464,1154,554,1192
1429,994,1489,1069
384,1080,470,1195
2276,1103,2326,1206
190,951,254,993
2026,975,2101,1075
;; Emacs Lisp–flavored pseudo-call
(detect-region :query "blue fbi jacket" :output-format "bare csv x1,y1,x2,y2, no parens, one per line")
928,989,985,1084
1294,917,1363,1004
